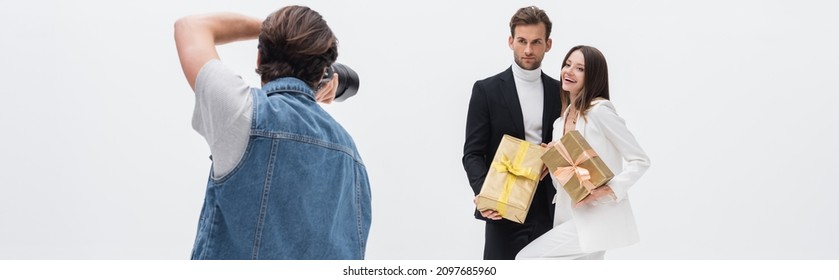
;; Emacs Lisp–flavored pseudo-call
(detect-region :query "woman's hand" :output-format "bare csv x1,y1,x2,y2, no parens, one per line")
574,185,616,208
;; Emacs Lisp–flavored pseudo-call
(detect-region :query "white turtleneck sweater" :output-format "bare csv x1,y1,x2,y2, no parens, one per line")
511,62,545,144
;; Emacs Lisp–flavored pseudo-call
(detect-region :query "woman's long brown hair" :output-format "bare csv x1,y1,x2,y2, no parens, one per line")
559,45,610,120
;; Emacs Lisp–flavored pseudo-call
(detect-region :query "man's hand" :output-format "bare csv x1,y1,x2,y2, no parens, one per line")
175,13,262,90
574,185,616,208
474,195,502,220
315,73,339,104
539,141,558,180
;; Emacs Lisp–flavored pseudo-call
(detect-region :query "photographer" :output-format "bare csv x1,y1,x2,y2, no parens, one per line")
174,6,371,259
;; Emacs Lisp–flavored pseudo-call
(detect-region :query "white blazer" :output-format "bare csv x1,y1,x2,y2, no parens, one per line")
551,98,651,252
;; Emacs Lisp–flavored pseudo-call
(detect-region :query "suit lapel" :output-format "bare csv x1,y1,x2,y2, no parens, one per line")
575,98,607,136
541,72,560,142
500,67,525,138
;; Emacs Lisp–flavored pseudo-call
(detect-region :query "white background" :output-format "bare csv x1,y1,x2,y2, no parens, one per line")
1,0,837,260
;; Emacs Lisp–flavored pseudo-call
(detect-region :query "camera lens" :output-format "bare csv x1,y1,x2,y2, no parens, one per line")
330,63,359,102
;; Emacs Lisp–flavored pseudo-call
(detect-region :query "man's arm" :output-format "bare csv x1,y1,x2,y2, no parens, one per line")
463,81,504,220
174,13,262,90
462,81,492,195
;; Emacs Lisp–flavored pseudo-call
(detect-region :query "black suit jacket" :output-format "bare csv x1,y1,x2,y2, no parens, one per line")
462,66,563,223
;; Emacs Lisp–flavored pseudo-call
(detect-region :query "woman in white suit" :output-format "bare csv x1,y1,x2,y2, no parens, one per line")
516,45,651,259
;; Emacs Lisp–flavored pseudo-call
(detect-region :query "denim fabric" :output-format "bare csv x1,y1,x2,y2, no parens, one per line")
191,77,372,260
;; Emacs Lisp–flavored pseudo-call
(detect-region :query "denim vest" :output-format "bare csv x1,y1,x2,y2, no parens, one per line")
191,78,372,260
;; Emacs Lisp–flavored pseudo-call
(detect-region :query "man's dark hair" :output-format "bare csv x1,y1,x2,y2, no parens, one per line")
256,5,337,88
509,6,552,39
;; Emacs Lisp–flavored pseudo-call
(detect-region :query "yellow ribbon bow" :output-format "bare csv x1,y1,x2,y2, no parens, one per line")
490,141,537,216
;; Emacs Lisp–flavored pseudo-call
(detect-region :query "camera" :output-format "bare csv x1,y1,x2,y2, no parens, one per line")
322,63,360,102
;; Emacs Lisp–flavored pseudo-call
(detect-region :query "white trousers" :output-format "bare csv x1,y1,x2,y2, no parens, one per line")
515,220,605,260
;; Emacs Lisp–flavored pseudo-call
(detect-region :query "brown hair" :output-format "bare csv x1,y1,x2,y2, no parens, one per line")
256,6,337,88
560,45,610,119
509,6,552,39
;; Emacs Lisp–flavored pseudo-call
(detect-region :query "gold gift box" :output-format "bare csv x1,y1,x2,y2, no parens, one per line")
476,135,547,223
541,130,614,204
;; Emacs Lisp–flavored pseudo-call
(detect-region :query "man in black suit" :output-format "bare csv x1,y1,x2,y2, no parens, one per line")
463,6,562,260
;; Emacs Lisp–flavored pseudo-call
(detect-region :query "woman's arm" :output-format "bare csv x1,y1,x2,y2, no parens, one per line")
589,101,651,202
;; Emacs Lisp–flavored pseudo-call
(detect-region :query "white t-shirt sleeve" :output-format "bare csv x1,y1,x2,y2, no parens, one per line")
191,59,253,178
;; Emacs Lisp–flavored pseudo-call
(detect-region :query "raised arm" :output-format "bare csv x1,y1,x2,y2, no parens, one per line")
174,13,262,90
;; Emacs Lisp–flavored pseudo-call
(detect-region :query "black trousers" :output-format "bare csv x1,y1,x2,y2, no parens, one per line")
483,218,553,260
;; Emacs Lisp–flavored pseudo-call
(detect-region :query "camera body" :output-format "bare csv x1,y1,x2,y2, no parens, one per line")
321,63,360,102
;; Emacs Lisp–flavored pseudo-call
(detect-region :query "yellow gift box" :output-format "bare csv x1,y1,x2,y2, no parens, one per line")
476,135,547,224
541,130,614,204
